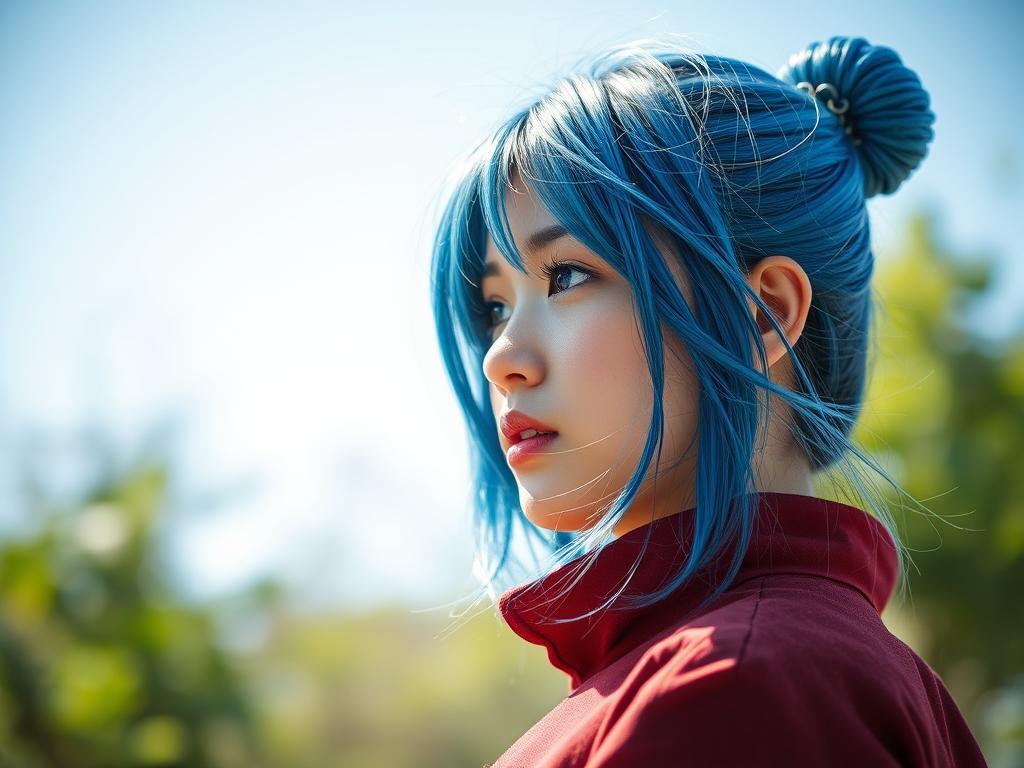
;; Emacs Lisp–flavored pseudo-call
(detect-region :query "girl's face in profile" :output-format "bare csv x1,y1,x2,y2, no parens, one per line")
481,168,700,538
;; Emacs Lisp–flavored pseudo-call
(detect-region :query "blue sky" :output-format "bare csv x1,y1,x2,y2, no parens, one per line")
0,0,1020,610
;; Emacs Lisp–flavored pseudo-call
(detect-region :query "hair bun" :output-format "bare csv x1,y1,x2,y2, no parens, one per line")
777,36,936,198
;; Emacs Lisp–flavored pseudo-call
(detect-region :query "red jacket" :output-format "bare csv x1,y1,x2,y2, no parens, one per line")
490,492,987,767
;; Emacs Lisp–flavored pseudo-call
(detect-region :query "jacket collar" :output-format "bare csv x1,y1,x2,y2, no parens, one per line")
498,492,898,690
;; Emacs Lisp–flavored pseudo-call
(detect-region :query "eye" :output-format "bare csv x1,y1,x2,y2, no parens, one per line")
483,301,510,333
539,260,593,294
481,259,595,334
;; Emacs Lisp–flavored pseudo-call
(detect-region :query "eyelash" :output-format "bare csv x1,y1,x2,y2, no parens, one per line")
481,259,595,333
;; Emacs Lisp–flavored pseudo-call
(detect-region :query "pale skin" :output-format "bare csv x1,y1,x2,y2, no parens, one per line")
482,168,816,539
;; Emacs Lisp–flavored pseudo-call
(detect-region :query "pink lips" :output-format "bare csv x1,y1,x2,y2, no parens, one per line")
499,409,560,467
506,431,559,467
499,410,559,444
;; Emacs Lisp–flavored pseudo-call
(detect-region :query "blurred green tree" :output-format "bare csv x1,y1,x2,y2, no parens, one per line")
0,435,269,768
853,208,1023,760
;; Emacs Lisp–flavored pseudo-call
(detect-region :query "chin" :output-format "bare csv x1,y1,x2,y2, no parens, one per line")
522,503,601,534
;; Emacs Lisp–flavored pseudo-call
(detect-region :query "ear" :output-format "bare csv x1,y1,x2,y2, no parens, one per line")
744,256,813,375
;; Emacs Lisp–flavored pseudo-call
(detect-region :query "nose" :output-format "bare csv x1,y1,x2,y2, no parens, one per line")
482,323,546,397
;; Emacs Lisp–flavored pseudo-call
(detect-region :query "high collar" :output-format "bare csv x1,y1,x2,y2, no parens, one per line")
498,492,898,691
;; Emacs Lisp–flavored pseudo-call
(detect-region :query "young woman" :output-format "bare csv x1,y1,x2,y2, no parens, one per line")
429,34,987,766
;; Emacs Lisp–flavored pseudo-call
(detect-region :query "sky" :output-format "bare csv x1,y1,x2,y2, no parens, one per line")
0,0,1021,612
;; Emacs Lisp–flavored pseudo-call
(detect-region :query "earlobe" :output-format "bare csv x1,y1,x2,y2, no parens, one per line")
745,256,813,373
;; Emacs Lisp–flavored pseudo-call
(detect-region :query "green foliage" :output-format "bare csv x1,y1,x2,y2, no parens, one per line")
0,458,265,767
240,606,567,768
856,208,1023,759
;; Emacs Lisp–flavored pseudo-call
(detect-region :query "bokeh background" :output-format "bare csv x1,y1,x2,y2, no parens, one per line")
1,1,1022,766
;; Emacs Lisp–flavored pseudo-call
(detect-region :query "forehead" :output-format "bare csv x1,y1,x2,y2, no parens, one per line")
483,167,562,260
504,166,548,219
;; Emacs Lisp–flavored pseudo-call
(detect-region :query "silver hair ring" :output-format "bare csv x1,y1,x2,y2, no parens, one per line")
795,81,861,145
796,81,849,115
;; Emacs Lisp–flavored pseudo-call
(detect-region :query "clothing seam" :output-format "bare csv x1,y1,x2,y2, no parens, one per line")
729,570,879,614
647,575,766,705
736,576,765,667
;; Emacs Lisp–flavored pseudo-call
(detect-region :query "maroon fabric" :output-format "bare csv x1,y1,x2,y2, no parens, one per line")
490,492,987,767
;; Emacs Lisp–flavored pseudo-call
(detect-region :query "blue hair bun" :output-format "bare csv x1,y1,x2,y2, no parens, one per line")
778,36,936,198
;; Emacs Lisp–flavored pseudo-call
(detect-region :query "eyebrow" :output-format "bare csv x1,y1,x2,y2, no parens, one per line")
482,224,570,278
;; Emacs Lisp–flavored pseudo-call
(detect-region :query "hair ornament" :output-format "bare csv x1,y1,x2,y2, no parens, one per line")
795,80,861,146
781,37,935,197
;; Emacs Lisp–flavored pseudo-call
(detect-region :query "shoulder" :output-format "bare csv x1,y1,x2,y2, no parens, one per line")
586,575,915,767
642,573,897,687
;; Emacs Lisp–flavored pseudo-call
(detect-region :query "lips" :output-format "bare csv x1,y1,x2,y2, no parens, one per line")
499,410,559,445
505,431,558,467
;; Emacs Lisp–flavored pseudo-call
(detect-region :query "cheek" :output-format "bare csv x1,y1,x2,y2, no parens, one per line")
560,302,698,472
560,297,653,422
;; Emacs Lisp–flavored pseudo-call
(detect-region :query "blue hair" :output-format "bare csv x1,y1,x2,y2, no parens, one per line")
429,36,936,625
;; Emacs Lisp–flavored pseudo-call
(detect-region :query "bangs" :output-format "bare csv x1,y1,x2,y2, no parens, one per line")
454,64,710,352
